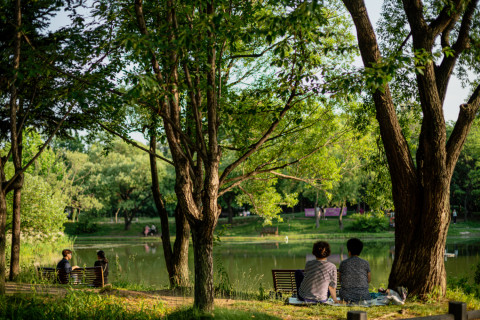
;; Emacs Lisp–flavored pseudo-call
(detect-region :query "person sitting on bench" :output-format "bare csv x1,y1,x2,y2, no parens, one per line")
295,241,341,303
94,250,109,284
56,249,79,283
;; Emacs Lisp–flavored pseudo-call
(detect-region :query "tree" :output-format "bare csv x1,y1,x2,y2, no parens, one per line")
342,0,480,298
0,0,105,287
84,0,357,311
80,139,161,230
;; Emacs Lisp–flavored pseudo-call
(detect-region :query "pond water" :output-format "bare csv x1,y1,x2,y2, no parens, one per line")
70,238,480,292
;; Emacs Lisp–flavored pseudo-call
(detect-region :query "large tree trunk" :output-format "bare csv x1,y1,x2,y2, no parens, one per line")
124,213,132,230
342,0,480,299
191,224,215,312
9,188,22,280
388,183,450,296
10,130,23,281
149,132,190,287
314,191,320,229
0,190,6,294
338,202,345,231
227,196,234,224
171,205,190,287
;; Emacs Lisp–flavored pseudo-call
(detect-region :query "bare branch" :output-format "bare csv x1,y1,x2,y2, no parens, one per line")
96,121,174,166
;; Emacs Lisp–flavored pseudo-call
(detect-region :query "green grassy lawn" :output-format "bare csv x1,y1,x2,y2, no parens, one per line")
2,287,480,320
65,211,480,240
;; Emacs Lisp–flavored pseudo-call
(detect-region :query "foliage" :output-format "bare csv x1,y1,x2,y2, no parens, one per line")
450,119,480,214
72,138,174,223
3,131,71,238
349,212,389,232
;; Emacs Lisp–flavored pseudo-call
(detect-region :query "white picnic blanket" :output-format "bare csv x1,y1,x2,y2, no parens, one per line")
287,289,405,307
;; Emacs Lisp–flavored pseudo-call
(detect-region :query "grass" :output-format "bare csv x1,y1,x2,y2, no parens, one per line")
2,287,480,320
65,211,480,241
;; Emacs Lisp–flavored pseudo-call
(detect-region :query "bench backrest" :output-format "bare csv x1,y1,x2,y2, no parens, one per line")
37,266,104,287
272,269,341,294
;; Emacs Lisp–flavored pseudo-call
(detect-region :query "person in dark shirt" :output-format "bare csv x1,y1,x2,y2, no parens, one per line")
339,238,371,303
94,250,109,284
56,249,79,283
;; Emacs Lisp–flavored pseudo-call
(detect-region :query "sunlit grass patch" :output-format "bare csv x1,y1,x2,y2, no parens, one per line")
0,291,167,320
165,306,282,319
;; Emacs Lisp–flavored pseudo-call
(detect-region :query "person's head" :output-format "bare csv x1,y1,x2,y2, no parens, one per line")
312,241,331,259
97,250,106,260
347,238,364,256
62,249,73,259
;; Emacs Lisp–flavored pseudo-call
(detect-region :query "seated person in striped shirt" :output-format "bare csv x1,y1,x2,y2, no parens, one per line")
339,238,371,303
295,241,341,303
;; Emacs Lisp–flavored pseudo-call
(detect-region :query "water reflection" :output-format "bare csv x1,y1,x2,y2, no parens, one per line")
70,239,480,291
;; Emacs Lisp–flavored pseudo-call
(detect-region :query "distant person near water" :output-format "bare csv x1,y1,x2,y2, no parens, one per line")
339,238,371,303
150,224,157,235
452,209,457,224
144,225,150,236
94,250,109,283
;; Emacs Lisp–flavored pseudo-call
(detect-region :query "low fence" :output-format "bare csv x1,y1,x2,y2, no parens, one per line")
347,301,480,320
304,207,347,217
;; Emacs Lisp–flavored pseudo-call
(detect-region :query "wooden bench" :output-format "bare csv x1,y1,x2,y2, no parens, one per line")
271,269,341,298
37,266,104,287
260,226,278,236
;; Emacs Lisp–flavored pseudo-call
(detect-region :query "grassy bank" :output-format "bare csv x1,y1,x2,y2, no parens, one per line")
5,234,74,281
2,286,480,320
65,212,480,240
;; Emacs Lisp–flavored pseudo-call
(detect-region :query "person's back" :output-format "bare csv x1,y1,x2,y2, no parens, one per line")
94,250,109,284
339,238,371,302
299,259,337,302
296,241,341,303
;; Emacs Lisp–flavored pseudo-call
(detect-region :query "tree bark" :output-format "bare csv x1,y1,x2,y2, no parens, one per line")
315,190,320,229
191,224,215,312
0,189,6,295
124,213,132,230
9,188,22,280
227,196,234,224
149,130,190,287
338,202,345,231
171,205,190,287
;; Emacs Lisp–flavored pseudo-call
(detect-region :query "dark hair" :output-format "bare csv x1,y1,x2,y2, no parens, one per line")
312,241,331,259
62,249,72,257
347,238,364,256
97,250,108,263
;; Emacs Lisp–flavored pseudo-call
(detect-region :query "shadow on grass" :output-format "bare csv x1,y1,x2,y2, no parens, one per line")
165,307,282,320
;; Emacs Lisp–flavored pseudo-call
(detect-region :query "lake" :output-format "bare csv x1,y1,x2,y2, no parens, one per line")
70,238,480,291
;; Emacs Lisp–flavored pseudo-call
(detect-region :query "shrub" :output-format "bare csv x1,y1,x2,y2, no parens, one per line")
349,212,389,232
74,220,98,234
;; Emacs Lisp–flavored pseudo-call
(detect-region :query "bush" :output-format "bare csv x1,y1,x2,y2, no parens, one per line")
349,212,389,232
74,220,98,234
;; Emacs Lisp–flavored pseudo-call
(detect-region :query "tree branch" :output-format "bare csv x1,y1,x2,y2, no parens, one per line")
436,0,478,103
96,121,174,166
446,83,480,174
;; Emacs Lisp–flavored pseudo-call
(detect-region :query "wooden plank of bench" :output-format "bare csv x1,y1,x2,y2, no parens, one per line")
37,266,104,287
272,269,341,294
